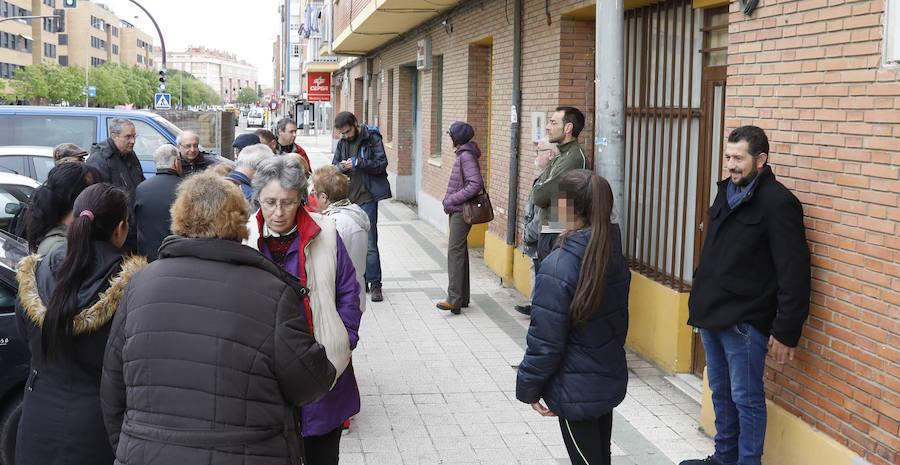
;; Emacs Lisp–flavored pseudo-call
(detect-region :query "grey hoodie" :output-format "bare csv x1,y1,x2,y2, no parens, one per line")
325,203,370,312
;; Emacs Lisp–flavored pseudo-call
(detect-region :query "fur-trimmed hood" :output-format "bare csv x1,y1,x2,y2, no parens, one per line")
17,253,147,334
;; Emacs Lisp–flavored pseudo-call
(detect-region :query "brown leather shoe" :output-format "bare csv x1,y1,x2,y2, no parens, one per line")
436,301,461,314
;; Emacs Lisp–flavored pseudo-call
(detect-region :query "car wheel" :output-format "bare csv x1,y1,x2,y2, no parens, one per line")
0,391,23,465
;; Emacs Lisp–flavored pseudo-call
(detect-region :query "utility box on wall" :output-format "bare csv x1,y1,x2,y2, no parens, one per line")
416,38,432,70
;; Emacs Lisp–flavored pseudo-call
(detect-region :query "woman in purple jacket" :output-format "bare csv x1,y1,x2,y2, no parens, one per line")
246,156,362,465
437,121,485,314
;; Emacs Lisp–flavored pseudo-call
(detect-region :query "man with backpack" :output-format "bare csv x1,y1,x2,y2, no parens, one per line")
332,111,391,302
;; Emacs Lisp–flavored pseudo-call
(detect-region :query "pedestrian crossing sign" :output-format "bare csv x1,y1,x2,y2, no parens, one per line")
154,93,171,110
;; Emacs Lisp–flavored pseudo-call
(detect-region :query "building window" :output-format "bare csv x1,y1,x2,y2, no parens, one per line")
91,57,106,67
58,34,67,45
43,43,56,58
137,55,144,64
90,36,106,51
58,55,67,66
0,62,24,79
386,70,393,142
90,15,105,30
112,44,118,55
43,0,55,7
43,17,54,32
111,26,118,37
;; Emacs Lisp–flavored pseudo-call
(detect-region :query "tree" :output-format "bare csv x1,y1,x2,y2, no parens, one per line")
236,87,257,105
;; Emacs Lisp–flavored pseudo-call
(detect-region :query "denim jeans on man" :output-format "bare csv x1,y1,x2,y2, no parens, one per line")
358,201,381,285
700,322,768,465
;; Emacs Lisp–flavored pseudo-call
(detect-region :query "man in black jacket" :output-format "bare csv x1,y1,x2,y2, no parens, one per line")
332,111,391,302
87,117,145,252
134,144,182,261
682,126,811,465
177,130,216,176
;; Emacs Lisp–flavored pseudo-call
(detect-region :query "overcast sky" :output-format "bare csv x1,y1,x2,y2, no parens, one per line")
101,0,281,87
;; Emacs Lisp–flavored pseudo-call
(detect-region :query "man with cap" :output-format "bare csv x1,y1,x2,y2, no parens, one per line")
436,121,485,314
53,143,88,164
232,133,260,159
332,111,391,303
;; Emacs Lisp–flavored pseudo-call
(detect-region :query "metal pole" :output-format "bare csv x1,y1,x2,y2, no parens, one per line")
126,0,165,70
505,0,522,246
595,0,626,225
85,23,89,107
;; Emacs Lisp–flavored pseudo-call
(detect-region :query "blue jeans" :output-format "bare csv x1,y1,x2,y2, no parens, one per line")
358,201,382,286
700,323,769,465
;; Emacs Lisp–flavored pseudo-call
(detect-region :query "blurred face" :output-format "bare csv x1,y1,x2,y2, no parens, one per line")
259,180,300,234
534,146,555,170
112,124,136,153
337,124,358,141
545,110,569,144
556,195,583,230
724,140,766,188
278,123,297,146
178,132,201,162
311,185,329,212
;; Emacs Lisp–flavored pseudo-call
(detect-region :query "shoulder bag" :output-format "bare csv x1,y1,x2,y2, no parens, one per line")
458,157,494,225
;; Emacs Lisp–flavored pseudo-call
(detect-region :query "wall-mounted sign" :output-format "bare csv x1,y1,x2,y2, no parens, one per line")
307,72,331,102
416,38,432,70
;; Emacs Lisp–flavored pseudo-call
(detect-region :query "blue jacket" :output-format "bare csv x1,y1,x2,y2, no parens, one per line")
516,226,631,421
332,125,392,202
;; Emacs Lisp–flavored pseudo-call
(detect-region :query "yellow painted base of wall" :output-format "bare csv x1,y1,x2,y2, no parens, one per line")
700,368,860,465
467,223,488,247
483,232,514,284
625,272,693,373
512,249,533,297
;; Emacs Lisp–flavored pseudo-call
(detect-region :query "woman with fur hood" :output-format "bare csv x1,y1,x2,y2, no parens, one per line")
15,183,144,465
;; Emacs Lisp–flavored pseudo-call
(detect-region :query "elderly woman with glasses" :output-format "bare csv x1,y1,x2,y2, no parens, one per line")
246,156,362,465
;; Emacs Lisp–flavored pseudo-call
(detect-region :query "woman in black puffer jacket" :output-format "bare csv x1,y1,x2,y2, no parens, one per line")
100,172,335,465
516,169,631,465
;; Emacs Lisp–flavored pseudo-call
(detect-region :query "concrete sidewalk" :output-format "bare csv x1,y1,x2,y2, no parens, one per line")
299,134,714,465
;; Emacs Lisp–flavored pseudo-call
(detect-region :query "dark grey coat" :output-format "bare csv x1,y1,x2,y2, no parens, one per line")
100,236,336,465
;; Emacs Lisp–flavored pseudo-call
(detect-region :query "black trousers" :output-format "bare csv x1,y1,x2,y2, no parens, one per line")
558,413,613,465
303,426,342,465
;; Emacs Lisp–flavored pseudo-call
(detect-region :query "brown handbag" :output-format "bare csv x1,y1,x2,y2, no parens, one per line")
458,157,494,225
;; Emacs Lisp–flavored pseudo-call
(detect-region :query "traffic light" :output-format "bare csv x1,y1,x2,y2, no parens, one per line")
62,0,76,8
53,9,64,33
158,69,167,92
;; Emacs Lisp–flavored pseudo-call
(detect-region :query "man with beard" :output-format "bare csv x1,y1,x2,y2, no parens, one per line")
682,125,810,465
531,106,589,263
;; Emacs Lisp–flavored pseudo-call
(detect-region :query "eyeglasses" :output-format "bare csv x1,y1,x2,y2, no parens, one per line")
260,199,300,210
117,134,137,140
179,143,199,149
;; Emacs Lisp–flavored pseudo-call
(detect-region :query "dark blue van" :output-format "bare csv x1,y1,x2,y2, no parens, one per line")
0,106,193,178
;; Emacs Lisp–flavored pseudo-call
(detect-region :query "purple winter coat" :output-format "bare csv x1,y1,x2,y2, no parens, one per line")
442,141,484,213
257,209,362,437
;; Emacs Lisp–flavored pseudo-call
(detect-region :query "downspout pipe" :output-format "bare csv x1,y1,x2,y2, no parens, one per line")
506,0,522,246
595,0,626,226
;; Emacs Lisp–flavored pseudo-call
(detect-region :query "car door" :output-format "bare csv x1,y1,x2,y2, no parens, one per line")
0,230,30,465
28,156,55,184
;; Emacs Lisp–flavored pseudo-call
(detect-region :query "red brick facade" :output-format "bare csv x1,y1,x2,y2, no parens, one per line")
727,0,899,463
329,1,899,462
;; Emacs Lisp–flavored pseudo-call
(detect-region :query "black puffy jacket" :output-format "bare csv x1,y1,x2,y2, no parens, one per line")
516,226,631,421
86,138,145,252
100,236,335,465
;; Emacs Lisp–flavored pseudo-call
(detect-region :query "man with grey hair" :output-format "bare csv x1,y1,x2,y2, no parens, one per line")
177,130,217,177
227,143,275,204
87,117,144,252
134,144,182,261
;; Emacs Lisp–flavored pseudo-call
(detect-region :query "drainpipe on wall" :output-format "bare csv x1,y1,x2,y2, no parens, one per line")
595,0,626,228
506,0,522,246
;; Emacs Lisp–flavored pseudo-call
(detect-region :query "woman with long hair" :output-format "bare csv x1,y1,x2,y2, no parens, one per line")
516,169,631,465
25,163,99,254
15,183,146,465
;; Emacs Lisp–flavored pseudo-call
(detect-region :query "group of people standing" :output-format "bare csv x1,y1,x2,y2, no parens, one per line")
12,111,393,465
11,103,809,465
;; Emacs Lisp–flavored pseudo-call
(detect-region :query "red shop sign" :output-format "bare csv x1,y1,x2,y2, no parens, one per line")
307,72,331,102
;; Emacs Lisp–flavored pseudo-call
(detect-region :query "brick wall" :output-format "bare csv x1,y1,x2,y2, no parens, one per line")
727,1,900,464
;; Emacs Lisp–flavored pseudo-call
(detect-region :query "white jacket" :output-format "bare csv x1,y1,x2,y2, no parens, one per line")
324,203,370,313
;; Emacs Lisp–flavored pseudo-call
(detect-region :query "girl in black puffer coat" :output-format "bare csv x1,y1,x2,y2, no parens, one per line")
15,183,145,465
516,169,631,465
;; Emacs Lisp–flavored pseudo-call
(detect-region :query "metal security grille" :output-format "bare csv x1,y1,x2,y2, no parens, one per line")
623,0,703,291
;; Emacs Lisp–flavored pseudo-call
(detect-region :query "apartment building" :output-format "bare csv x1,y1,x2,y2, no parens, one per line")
0,0,59,79
316,1,900,465
119,19,152,68
158,46,259,104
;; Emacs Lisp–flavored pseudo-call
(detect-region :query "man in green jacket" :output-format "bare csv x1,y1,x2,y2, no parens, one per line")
532,106,589,263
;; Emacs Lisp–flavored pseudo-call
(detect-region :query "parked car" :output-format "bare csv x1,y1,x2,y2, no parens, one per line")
247,109,265,128
0,147,55,183
0,173,38,236
0,200,34,465
0,106,205,178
